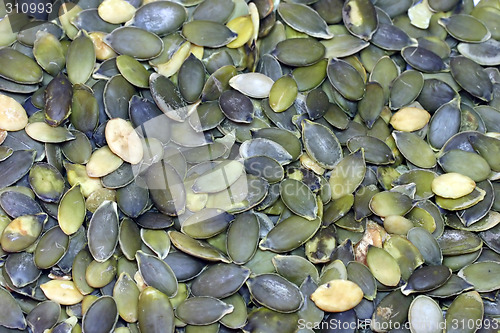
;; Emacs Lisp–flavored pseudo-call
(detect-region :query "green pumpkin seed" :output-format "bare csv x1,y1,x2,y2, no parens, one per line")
458,261,500,292
247,273,303,313
191,263,250,298
57,185,86,235
371,23,412,51
407,227,442,266
140,229,170,259
32,31,65,77
136,251,178,297
169,230,230,263
437,229,483,256
113,273,140,323
66,32,96,85
445,291,483,333
327,58,365,101
272,255,319,286
272,38,325,67
132,1,187,36
105,27,163,60
219,293,247,329
402,46,447,73
260,215,321,252
72,9,121,34
44,73,73,127
88,201,119,262
181,208,234,239
26,301,60,333
34,226,69,269
278,3,332,39
182,21,236,48
24,122,75,144
86,257,118,289
346,261,377,300
435,187,486,211
369,191,413,217
175,296,233,325
302,120,342,169
5,252,40,288
82,296,118,333
280,179,318,220
225,212,259,264
439,14,491,43
178,54,205,103
244,307,299,333
450,56,492,102
426,274,474,298
371,290,412,332
27,162,64,203
104,75,137,119
342,0,378,40
116,55,150,88
0,287,27,329
0,48,43,84
402,265,451,295
70,87,99,135
390,70,424,110
366,246,401,286
116,180,149,218
268,75,298,113
138,287,175,333
458,39,500,66
392,131,437,168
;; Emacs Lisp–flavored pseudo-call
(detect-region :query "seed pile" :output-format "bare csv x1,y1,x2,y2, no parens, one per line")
0,0,500,332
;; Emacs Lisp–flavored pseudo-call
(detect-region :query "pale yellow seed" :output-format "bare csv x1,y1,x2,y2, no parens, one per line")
98,0,136,24
226,15,254,49
153,42,191,78
105,118,144,164
40,280,85,305
310,279,364,312
0,94,28,131
86,146,124,178
431,172,476,199
390,107,431,132
89,32,117,61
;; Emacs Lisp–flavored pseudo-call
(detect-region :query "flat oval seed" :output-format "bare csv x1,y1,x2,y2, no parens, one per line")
371,290,412,332
86,258,117,288
86,146,124,178
244,307,299,333
182,21,236,48
26,301,60,333
346,261,377,300
259,216,321,253
445,291,483,333
226,212,260,264
431,173,475,199
40,280,84,305
181,208,234,239
458,261,500,292
247,273,303,313
272,38,325,67
191,263,250,298
273,255,319,286
34,226,69,269
25,122,75,143
104,75,137,119
369,191,413,217
0,94,28,131
280,178,318,220
137,251,178,297
43,73,73,127
116,55,150,88
428,98,461,150
402,46,447,73
450,56,492,102
457,39,500,66
240,138,292,165
407,227,442,266
87,201,119,262
311,279,363,312
98,0,135,24
390,107,430,132
342,0,378,40
366,246,401,286
219,90,255,123
269,75,298,112
5,252,40,288
439,14,490,43
58,185,86,235
132,1,186,36
140,229,170,259
175,296,233,325
390,71,424,110
105,118,143,164
178,54,205,103
347,136,394,165
0,286,27,329
229,73,274,99
402,265,451,295
437,229,483,256
169,230,230,263
327,58,365,101
105,27,163,60
302,120,343,169
138,287,175,333
328,149,365,200
82,296,118,333
392,131,437,168
0,48,43,84
1,213,45,252
409,296,444,333
66,32,96,85
113,273,139,323
278,3,332,39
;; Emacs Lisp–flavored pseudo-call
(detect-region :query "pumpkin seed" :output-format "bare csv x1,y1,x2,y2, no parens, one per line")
342,0,378,41
175,296,233,325
138,287,175,333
